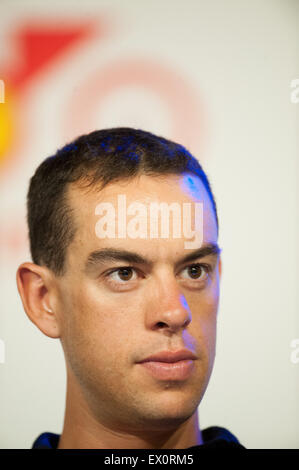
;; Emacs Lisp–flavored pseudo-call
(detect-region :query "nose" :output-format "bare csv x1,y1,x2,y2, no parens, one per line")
145,278,192,334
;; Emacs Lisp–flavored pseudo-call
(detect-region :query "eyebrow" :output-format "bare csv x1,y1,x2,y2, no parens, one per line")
84,242,221,272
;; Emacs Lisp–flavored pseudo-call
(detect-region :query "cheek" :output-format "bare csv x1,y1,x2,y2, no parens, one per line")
202,280,220,365
61,283,139,365
203,279,219,340
186,280,219,355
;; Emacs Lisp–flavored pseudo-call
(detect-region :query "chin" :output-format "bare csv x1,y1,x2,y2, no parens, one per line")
138,391,200,429
139,409,195,433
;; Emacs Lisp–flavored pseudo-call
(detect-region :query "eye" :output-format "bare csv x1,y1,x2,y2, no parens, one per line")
107,267,137,283
180,263,210,281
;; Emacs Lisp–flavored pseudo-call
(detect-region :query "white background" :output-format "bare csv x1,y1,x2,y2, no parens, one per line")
0,0,298,449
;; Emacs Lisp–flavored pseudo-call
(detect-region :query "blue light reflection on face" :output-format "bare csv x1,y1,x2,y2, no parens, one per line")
179,293,195,349
179,174,202,201
179,294,190,312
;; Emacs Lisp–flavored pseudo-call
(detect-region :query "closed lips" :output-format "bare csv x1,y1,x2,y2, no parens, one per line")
138,350,197,363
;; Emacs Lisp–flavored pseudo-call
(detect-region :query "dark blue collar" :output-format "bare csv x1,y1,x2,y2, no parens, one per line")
32,426,244,449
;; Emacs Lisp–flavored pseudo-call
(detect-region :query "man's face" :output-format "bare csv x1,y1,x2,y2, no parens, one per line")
53,173,221,432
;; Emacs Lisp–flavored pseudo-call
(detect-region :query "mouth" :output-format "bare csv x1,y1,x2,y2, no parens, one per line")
137,349,197,381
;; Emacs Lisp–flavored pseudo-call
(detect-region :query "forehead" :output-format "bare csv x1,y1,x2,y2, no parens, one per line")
66,173,218,262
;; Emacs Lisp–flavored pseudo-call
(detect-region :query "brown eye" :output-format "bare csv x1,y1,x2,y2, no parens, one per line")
108,267,137,283
181,264,208,281
188,265,203,279
118,268,133,281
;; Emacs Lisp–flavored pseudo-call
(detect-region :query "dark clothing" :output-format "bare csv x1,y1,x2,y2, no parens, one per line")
32,426,245,449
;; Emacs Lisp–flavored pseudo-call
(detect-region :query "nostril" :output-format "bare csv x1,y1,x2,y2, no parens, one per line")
156,321,167,328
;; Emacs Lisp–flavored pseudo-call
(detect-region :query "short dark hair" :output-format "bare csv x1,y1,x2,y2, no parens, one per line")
27,127,218,276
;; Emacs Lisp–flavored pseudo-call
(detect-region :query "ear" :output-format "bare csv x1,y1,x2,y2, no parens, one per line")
16,262,60,339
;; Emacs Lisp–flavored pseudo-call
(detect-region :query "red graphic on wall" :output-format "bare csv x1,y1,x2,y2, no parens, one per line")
0,22,95,172
0,17,204,262
64,58,203,155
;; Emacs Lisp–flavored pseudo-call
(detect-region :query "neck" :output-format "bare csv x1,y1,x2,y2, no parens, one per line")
57,371,203,449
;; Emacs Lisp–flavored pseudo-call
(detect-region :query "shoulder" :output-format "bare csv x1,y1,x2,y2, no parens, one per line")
189,426,245,449
32,432,60,449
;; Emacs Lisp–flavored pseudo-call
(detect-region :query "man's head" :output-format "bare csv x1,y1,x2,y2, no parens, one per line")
17,128,221,435
26,127,218,276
